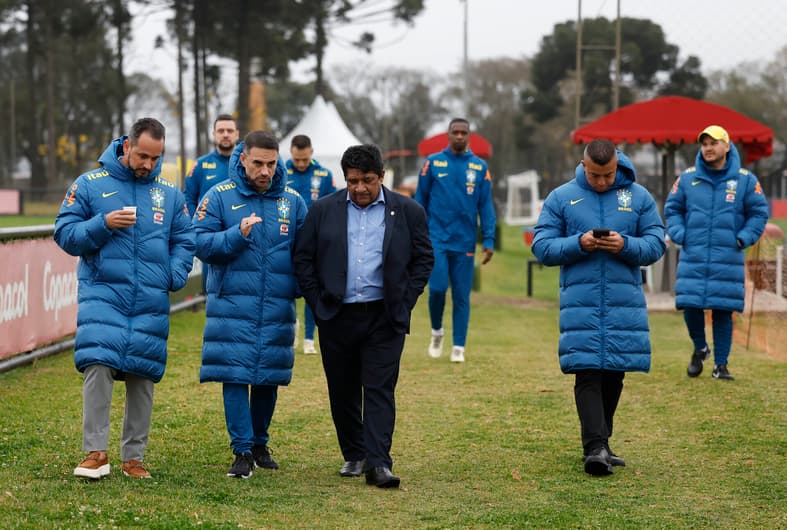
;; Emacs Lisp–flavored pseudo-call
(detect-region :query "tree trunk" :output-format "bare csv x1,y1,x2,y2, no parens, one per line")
114,1,127,136
44,1,58,196
175,0,187,173
24,1,44,195
236,0,250,133
192,0,204,155
314,6,326,98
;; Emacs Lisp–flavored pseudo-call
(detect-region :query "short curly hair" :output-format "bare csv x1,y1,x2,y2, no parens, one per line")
340,144,383,177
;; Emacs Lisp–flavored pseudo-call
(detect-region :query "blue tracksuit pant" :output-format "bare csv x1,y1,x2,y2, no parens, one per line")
428,248,475,347
683,308,733,366
222,383,278,455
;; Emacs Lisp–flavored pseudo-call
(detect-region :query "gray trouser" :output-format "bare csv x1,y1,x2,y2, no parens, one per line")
82,364,154,462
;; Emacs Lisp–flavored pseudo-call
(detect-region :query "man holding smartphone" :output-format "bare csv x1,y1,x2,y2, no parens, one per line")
532,139,665,476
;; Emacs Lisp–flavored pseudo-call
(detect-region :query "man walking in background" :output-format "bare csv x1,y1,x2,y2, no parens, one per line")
664,125,769,381
184,114,239,215
286,134,336,354
415,118,496,363
55,117,195,480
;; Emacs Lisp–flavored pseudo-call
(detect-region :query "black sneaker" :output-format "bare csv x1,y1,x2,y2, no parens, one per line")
712,365,735,381
227,453,254,478
252,445,279,470
687,345,710,377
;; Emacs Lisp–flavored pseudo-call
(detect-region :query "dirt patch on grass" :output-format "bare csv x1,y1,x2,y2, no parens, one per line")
735,312,787,362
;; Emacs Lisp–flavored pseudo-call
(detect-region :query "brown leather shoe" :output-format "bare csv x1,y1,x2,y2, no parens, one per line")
74,450,110,479
122,459,152,479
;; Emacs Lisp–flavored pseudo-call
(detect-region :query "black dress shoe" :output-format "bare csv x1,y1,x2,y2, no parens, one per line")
365,466,400,488
608,452,626,467
339,460,365,477
584,447,613,476
583,450,626,467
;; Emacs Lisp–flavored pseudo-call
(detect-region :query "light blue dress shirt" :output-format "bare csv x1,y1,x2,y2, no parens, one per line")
344,189,385,303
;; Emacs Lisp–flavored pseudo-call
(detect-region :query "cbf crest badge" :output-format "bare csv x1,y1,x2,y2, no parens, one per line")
277,198,291,237
150,187,166,208
617,189,633,212
277,198,291,221
150,187,167,224
465,169,477,195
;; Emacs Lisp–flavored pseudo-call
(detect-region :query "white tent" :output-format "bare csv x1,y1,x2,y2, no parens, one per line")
504,170,541,226
280,96,363,189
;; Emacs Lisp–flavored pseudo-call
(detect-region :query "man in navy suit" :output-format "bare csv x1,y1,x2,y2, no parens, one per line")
294,144,433,488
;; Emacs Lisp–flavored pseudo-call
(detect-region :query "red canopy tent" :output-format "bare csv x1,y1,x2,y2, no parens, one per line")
418,132,493,158
571,96,774,207
572,95,773,161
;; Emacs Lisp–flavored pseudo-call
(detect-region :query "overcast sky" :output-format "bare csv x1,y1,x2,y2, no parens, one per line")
124,0,787,144
316,0,787,76
128,0,787,82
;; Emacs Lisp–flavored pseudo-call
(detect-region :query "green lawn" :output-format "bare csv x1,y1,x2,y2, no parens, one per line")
0,201,59,228
0,224,784,528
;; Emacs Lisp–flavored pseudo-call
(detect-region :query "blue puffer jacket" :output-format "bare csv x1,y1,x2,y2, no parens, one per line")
664,144,769,312
194,143,307,386
184,149,231,216
54,137,195,382
285,158,336,208
415,147,496,252
532,151,665,373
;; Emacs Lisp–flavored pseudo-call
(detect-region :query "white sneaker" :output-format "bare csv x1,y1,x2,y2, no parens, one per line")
450,346,465,363
303,339,317,355
428,332,444,358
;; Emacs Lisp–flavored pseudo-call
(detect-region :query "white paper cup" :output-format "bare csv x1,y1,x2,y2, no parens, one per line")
123,206,137,215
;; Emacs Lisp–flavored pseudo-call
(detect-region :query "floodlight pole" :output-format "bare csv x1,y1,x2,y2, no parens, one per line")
575,0,582,130
613,0,621,110
462,0,469,117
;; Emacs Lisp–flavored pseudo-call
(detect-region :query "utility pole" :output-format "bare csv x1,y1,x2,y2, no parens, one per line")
613,0,621,110
575,0,623,126
462,0,469,117
574,0,582,131
9,80,15,179
175,0,186,176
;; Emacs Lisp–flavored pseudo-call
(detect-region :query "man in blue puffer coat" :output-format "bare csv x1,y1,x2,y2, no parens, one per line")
533,139,665,476
665,125,769,381
193,131,307,479
55,117,195,480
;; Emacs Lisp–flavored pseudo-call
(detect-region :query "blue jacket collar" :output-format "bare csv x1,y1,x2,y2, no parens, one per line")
99,136,162,184
228,142,287,198
694,142,741,180
574,149,636,191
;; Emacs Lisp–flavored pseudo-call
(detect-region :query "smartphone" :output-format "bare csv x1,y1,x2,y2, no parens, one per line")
592,228,610,238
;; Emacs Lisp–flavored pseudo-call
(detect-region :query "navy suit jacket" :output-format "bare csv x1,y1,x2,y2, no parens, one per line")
294,186,433,334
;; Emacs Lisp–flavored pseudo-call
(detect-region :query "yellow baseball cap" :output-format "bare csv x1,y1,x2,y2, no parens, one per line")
698,125,729,143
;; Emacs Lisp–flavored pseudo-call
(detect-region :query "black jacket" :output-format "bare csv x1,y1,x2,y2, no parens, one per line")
294,186,433,334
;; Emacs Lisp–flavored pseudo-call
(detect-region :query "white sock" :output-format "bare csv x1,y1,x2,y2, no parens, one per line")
432,328,444,337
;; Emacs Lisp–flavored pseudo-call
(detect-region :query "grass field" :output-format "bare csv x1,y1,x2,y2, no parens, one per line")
0,225,785,528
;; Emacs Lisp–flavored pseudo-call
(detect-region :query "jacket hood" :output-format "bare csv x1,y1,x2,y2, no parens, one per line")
441,147,477,159
694,141,741,178
228,141,287,197
98,136,162,183
574,149,636,191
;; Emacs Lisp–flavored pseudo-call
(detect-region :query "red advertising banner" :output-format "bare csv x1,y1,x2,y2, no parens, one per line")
0,189,21,215
0,239,79,359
